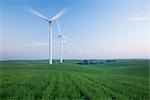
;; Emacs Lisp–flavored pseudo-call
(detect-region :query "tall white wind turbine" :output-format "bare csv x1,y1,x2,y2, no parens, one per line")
57,21,63,63
56,21,67,63
27,6,67,64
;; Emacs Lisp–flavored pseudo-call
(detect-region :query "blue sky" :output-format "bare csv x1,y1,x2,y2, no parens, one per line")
0,0,149,60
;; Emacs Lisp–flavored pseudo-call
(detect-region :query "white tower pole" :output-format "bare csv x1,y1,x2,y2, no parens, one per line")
60,36,63,63
48,22,52,64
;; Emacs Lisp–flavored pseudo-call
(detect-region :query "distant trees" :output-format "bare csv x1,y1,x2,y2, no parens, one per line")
77,60,89,65
106,60,116,63
83,60,88,65
77,60,117,65
78,60,98,65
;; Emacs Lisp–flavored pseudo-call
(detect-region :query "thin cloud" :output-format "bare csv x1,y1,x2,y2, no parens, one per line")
27,42,47,47
128,16,148,21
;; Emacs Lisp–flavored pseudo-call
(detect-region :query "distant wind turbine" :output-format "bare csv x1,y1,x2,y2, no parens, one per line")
56,20,68,63
27,6,67,64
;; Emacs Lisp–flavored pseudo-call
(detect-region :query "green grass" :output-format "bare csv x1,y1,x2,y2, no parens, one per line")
0,60,149,100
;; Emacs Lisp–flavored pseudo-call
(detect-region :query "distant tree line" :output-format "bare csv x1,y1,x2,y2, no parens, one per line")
77,60,116,65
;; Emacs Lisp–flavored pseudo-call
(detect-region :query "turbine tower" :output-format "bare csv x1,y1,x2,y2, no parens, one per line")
56,21,68,63
57,21,63,63
27,6,67,64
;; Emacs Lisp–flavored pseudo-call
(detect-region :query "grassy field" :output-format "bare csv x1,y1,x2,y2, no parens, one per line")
0,60,149,100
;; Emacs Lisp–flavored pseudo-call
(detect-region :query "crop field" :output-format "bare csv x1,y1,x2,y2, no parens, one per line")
0,60,149,100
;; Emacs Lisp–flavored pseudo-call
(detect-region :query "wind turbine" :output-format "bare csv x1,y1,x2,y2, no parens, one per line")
56,21,67,63
27,6,67,64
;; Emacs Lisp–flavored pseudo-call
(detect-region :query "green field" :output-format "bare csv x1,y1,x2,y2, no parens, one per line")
0,60,149,100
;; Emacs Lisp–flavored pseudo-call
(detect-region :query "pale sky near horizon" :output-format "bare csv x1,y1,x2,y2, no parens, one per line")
0,0,149,60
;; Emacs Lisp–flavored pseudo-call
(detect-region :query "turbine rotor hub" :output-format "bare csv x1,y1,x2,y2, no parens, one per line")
49,21,52,23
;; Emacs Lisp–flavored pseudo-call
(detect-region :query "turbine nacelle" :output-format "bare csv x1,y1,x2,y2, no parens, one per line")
58,34,63,38
48,21,52,23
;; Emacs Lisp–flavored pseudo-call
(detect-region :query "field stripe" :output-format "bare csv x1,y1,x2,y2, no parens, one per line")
69,72,117,99
77,73,149,99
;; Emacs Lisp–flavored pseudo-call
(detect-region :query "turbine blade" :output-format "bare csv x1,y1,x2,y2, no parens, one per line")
51,8,68,21
63,40,67,43
62,36,68,40
62,36,70,43
26,6,49,21
56,21,62,35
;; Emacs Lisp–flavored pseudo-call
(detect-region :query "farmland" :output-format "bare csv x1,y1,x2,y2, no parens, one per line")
0,60,149,100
